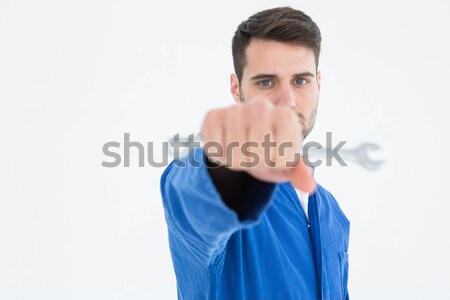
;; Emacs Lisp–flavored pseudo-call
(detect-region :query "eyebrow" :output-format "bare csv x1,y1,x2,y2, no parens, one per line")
250,72,315,81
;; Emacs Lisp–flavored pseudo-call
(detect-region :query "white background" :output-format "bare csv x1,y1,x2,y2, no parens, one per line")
1,0,450,299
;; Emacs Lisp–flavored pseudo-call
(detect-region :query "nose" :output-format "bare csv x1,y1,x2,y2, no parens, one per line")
275,85,296,108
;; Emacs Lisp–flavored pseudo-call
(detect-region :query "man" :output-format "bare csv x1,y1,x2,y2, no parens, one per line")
160,7,350,300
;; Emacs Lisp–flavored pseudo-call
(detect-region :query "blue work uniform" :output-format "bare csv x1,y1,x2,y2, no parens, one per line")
160,147,350,300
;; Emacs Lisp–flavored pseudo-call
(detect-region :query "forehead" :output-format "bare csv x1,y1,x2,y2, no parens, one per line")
243,39,316,77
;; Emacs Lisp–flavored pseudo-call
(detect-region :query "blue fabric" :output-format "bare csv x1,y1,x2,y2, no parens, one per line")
160,147,350,300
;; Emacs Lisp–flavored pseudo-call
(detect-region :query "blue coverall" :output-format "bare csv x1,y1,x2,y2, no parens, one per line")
160,147,350,300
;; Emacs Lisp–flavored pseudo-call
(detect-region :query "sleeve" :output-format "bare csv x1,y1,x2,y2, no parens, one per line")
160,146,277,266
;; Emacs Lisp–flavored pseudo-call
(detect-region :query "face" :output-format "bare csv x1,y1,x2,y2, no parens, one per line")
230,38,321,139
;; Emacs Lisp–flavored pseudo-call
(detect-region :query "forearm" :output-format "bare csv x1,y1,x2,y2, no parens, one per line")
204,153,276,221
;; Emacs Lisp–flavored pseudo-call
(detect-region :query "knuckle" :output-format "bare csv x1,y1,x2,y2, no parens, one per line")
275,112,299,130
252,99,273,115
202,110,220,136
204,109,219,125
224,108,239,134
273,107,297,124
228,105,242,119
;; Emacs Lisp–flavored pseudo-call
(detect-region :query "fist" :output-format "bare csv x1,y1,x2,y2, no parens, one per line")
201,99,315,192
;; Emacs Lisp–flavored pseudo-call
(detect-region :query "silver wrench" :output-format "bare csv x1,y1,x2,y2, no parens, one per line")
304,142,385,171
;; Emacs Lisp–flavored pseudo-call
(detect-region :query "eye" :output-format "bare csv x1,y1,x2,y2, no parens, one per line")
295,78,308,86
257,80,273,87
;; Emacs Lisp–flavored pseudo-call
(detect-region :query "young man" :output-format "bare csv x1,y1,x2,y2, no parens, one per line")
160,7,350,300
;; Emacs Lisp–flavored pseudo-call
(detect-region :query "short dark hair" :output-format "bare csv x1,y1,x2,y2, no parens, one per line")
232,7,322,82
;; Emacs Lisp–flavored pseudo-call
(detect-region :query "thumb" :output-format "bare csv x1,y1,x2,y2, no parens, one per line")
290,157,316,194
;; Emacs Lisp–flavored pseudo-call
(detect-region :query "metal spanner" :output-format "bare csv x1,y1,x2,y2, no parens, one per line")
304,142,385,171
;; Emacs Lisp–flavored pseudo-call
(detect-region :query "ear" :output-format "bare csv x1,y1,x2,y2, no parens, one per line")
230,73,241,103
316,70,321,92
